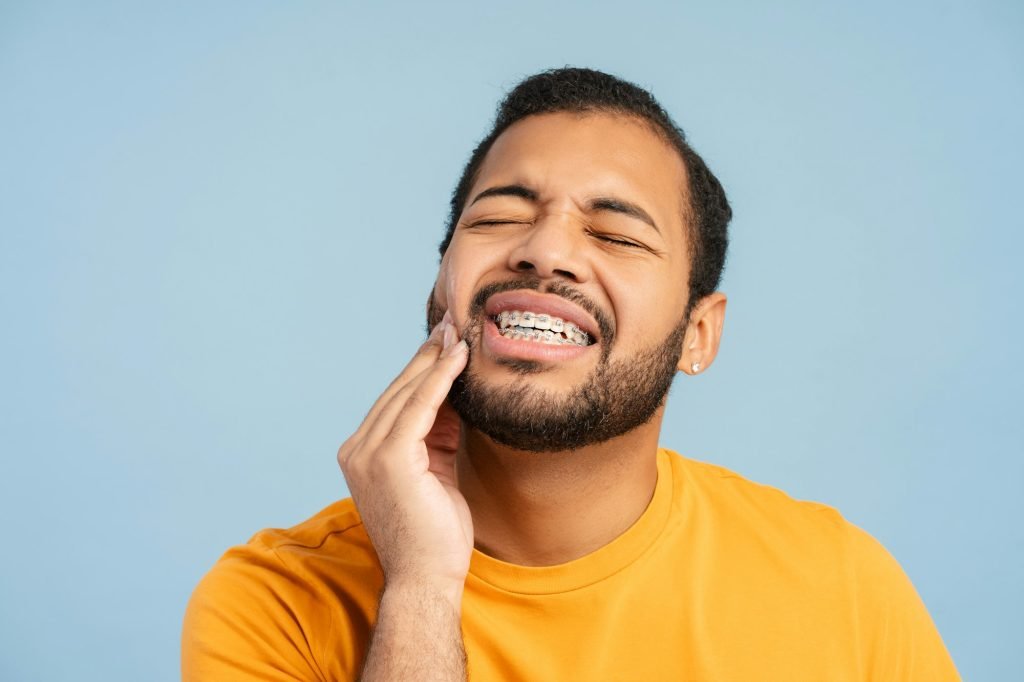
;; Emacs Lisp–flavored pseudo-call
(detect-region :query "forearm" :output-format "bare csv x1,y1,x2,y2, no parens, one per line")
359,583,467,681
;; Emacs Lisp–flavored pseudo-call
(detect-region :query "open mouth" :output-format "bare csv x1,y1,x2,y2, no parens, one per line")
492,310,594,346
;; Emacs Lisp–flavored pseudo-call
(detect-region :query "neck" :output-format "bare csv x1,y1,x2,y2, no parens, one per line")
456,409,664,567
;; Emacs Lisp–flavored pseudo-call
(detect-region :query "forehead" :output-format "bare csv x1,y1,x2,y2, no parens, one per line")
470,111,690,231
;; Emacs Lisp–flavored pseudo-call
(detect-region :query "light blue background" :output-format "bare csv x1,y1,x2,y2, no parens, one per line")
2,1,1021,679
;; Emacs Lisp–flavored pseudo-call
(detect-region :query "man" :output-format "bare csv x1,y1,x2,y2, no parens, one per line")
183,68,959,680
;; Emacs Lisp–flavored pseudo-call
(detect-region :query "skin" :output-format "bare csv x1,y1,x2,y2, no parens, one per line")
338,111,727,680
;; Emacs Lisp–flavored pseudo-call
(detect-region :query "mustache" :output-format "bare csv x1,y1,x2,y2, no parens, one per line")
468,276,615,345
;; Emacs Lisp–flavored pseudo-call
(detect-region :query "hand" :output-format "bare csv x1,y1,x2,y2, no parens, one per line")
337,312,472,607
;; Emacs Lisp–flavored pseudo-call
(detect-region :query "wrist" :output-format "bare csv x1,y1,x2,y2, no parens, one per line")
382,577,465,614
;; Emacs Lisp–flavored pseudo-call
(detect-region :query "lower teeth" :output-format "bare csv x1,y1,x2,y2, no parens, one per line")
501,325,581,346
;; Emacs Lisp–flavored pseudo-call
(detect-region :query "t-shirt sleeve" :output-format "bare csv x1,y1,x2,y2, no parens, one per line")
181,541,334,681
847,523,961,681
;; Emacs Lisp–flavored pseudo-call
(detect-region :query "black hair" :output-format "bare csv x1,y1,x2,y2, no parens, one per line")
438,67,731,313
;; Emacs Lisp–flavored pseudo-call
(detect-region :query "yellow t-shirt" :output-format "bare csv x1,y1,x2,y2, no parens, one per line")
182,449,960,680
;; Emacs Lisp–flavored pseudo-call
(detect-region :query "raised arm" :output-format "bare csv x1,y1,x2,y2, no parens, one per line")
337,313,471,681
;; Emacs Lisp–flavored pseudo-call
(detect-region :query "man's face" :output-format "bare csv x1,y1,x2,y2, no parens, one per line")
429,111,693,451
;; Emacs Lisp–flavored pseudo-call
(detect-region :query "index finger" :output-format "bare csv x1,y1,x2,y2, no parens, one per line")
379,337,469,448
354,312,453,437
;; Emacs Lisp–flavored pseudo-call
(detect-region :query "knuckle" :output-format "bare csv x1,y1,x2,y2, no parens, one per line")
343,457,369,484
336,443,351,467
336,436,361,468
416,335,443,356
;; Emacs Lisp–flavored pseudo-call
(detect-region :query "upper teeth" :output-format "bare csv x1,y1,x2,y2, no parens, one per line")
495,310,591,346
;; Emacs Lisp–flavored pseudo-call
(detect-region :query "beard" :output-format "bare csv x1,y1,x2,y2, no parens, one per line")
427,277,689,453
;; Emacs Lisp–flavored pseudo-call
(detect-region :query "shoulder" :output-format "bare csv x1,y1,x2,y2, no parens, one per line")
662,448,850,543
182,499,382,680
662,448,914,572
198,498,381,602
659,448,960,679
248,497,376,566
662,450,929,577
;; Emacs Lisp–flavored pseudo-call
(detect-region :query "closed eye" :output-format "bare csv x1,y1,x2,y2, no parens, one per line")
592,232,643,249
469,219,529,228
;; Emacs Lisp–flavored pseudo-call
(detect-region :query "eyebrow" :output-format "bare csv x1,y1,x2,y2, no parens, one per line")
589,197,659,234
469,184,539,205
469,184,660,234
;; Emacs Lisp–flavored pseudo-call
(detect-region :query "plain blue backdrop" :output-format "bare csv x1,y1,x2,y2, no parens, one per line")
2,1,1021,679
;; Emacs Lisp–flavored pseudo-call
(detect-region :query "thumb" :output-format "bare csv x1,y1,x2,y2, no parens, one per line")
425,400,461,454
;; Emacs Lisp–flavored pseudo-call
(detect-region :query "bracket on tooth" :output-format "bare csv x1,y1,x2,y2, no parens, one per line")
496,310,591,346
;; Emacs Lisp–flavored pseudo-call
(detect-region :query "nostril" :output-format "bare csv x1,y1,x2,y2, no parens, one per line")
514,261,578,282
553,268,576,280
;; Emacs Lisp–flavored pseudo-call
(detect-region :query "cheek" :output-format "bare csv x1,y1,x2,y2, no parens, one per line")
604,277,683,348
434,248,475,334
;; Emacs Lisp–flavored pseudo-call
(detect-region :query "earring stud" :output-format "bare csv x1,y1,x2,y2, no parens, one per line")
691,362,701,373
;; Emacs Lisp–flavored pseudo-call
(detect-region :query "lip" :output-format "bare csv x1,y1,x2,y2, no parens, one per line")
483,290,600,340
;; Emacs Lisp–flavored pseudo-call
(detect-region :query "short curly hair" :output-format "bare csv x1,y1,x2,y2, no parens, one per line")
438,67,731,313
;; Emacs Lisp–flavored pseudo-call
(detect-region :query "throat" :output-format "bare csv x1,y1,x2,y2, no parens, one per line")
457,430,659,566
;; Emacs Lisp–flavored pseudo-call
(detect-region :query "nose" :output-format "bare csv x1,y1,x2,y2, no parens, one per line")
507,213,592,283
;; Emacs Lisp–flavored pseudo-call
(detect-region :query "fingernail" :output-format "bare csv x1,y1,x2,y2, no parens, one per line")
443,339,467,358
443,322,455,350
442,309,453,325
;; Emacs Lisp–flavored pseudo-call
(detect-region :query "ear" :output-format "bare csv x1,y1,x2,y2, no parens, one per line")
677,292,727,375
